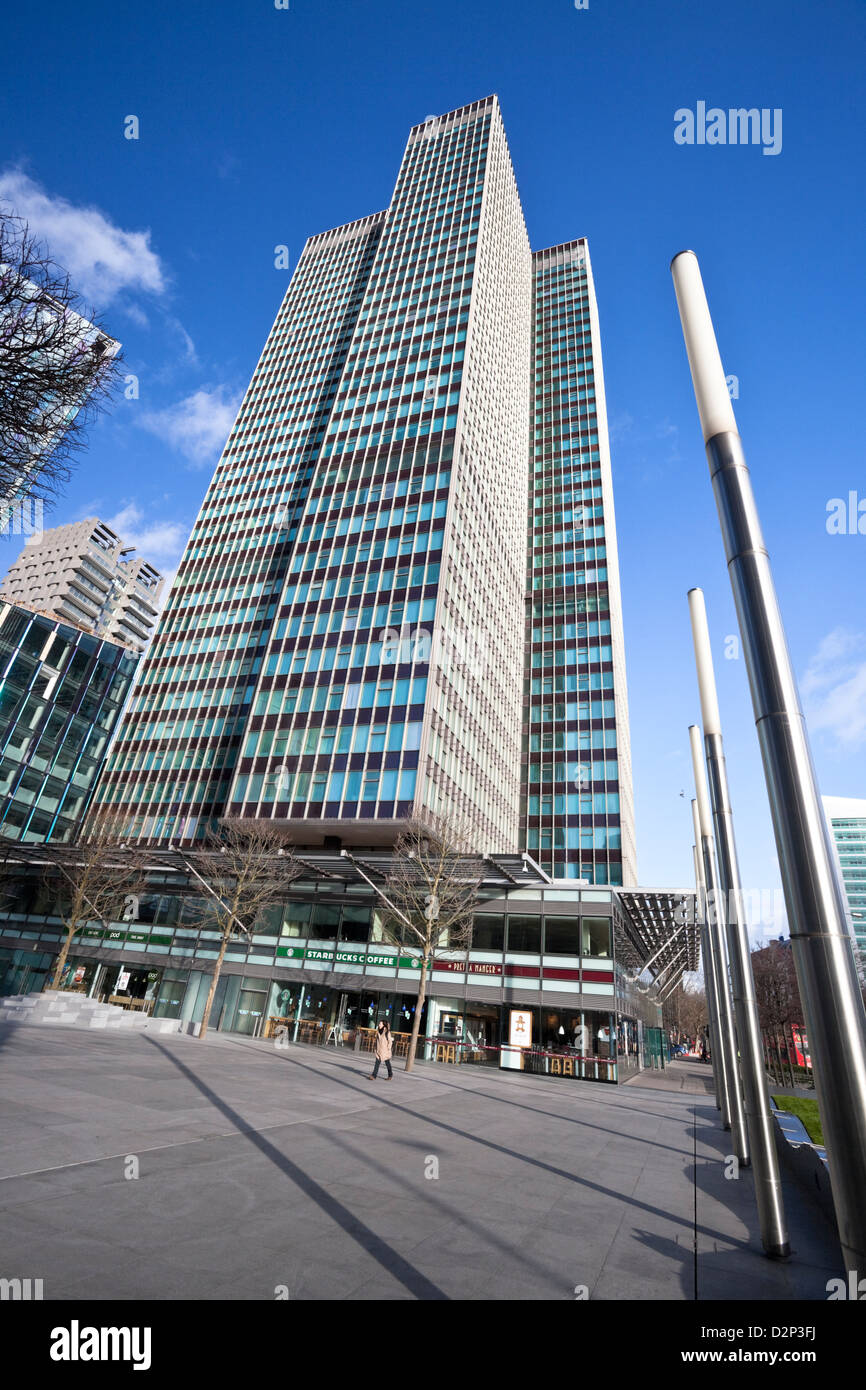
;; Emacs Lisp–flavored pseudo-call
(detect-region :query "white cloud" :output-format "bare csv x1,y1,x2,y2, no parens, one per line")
802,628,866,749
105,502,188,570
138,386,240,467
166,316,198,365
0,167,166,305
120,302,150,329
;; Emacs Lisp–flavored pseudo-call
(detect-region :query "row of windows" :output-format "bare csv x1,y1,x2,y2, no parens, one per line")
527,759,619,783
243,719,423,759
232,765,418,806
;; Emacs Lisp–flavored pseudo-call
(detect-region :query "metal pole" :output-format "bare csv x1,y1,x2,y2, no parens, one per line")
691,726,746,1155
673,250,866,1273
688,588,789,1255
695,836,721,1110
693,801,728,1122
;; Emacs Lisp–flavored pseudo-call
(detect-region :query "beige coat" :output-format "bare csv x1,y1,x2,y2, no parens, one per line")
375,1027,393,1060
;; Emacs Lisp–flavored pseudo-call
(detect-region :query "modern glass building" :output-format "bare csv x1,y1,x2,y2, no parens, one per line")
823,795,866,958
524,242,635,883
0,602,137,842
93,96,634,888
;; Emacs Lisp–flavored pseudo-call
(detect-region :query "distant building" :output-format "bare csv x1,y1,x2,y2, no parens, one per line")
0,518,164,654
823,795,866,960
0,601,137,842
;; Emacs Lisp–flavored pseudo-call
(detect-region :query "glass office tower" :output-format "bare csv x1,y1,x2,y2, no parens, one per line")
523,242,636,884
98,97,531,848
96,96,635,881
823,796,866,959
0,603,137,842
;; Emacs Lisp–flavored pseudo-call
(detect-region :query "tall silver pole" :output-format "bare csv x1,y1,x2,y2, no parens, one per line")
693,800,729,1123
688,588,789,1255
691,725,746,1156
673,250,866,1273
694,831,722,1112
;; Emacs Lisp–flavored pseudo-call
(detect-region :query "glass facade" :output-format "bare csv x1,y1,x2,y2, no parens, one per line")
97,96,531,850
91,95,634,878
523,243,635,884
824,796,866,958
0,603,137,842
0,850,669,1082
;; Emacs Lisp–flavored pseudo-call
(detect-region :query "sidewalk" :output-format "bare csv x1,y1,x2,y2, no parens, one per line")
0,1021,842,1300
624,1057,716,1096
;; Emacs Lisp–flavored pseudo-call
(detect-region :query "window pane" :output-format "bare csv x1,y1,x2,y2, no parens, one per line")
543,916,580,955
507,915,541,953
582,916,611,957
472,915,504,951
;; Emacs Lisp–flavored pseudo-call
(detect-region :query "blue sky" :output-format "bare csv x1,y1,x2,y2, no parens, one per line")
1,0,864,939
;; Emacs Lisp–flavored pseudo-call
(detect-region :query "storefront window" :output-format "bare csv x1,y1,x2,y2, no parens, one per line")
472,914,504,951
254,902,284,936
506,914,541,953
179,895,207,925
542,916,580,955
340,904,371,942
310,904,340,938
282,901,311,937
540,1008,586,1052
582,916,611,957
153,969,189,1019
462,1001,499,1063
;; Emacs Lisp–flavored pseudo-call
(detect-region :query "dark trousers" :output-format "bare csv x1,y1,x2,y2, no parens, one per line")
372,1057,393,1078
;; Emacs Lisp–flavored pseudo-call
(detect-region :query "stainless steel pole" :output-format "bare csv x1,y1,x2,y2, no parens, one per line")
694,845,720,1105
692,725,746,1156
689,587,789,1255
693,801,729,1123
673,250,866,1272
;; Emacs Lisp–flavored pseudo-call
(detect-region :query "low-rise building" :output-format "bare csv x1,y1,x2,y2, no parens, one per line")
0,601,137,842
0,842,693,1081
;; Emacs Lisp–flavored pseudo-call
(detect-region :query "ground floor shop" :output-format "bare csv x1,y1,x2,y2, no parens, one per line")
2,947,646,1083
1,859,688,1085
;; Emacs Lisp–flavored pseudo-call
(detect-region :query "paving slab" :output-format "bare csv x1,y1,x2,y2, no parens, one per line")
0,1021,844,1301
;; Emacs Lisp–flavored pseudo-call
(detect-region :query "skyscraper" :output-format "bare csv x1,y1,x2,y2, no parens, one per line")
96,96,635,884
524,242,635,884
823,795,866,960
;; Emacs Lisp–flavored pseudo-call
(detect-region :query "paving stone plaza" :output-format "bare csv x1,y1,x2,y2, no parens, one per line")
0,1023,842,1301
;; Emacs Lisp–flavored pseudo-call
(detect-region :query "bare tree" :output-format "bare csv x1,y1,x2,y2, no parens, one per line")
663,981,707,1047
44,813,148,990
751,940,805,1085
0,210,121,516
183,820,300,1041
378,814,483,1072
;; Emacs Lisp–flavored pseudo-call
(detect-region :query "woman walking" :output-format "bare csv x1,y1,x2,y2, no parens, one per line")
368,1020,394,1080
